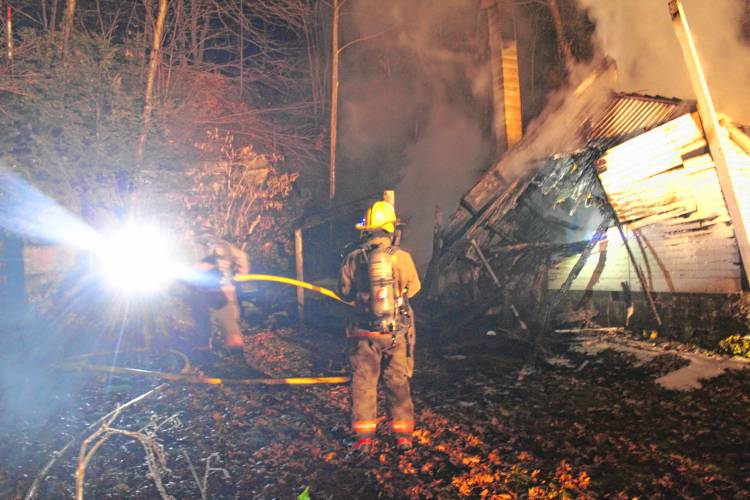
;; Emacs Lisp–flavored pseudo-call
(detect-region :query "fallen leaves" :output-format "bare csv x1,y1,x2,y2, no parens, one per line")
3,326,749,498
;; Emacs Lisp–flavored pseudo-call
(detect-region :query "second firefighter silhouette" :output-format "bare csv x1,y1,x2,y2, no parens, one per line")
338,200,421,452
189,221,250,351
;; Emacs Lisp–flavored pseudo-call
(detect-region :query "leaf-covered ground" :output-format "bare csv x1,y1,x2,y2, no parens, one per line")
1,324,749,499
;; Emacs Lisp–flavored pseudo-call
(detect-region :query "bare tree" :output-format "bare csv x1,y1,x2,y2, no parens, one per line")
548,0,573,66
59,0,77,56
328,0,340,201
136,0,169,164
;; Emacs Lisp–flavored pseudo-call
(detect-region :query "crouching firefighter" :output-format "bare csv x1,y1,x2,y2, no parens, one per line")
338,200,421,453
188,221,250,352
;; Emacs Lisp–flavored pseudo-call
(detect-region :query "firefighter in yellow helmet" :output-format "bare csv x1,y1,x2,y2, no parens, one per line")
338,200,421,453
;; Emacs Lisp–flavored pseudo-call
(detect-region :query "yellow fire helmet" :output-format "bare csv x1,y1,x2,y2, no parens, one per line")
355,200,397,233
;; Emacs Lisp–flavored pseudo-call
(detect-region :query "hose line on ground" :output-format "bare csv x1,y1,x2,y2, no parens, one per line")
55,274,356,386
59,361,350,385
233,273,353,306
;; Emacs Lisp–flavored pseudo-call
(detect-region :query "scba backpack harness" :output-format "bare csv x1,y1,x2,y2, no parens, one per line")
358,244,411,335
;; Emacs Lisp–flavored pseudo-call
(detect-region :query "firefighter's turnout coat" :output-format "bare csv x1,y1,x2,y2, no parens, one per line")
188,237,250,348
338,234,421,446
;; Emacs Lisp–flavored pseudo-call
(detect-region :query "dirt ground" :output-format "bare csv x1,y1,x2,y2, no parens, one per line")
1,322,749,499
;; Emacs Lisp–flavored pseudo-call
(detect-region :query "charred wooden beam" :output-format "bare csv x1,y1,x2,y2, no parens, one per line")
608,206,663,327
520,197,581,230
488,240,589,255
471,238,501,287
443,175,531,248
543,213,613,330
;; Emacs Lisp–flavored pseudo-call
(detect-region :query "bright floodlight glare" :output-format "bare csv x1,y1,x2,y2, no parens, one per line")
0,168,101,251
97,223,178,294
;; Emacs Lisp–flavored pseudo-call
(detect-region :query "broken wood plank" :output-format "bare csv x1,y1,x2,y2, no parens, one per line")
545,213,613,324
554,327,625,334
510,304,529,332
471,238,501,287
608,205,663,327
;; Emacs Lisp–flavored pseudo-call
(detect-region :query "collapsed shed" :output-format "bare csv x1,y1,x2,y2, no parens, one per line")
426,89,750,344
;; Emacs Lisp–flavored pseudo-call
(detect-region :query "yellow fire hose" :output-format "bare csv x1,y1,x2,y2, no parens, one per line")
59,361,350,385
57,274,356,386
233,273,354,306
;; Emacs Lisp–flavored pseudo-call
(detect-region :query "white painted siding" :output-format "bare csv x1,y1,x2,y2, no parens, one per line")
550,113,745,294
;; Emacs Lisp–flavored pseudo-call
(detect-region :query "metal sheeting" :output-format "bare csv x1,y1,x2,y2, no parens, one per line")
445,92,690,240
437,90,749,294
586,93,691,149
552,113,745,294
548,225,742,294
597,113,706,225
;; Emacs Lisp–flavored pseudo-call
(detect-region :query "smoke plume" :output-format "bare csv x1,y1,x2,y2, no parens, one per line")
579,0,750,123
339,0,493,268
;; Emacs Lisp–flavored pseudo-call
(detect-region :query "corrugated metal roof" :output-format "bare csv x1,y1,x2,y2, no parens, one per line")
444,92,692,239
584,93,693,149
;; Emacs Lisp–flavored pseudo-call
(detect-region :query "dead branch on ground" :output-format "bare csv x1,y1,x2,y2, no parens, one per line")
24,383,168,500
75,409,182,500
182,450,231,500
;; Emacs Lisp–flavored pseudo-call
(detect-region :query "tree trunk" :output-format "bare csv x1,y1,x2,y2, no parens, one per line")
41,0,48,31
239,0,244,98
548,0,573,66
59,0,77,57
190,0,199,62
136,0,168,164
50,0,58,32
328,0,339,202
5,2,13,65
197,6,209,64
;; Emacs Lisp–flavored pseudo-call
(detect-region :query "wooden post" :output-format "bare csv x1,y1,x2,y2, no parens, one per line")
294,228,304,324
383,189,395,207
669,0,750,280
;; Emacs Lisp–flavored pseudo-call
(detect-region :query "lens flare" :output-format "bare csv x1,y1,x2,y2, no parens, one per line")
0,169,101,250
1,169,194,295
96,223,181,294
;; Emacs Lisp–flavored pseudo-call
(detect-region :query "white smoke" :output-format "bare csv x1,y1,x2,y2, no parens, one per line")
579,0,750,123
339,0,493,268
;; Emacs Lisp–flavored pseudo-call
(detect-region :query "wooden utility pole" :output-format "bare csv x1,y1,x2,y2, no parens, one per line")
136,0,168,164
669,0,750,279
329,0,340,202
